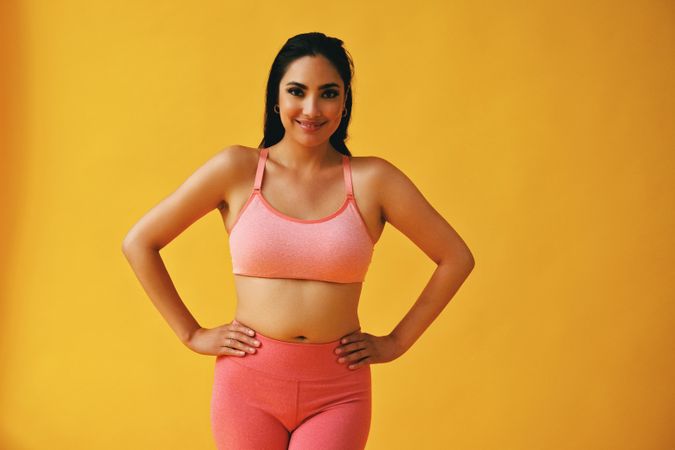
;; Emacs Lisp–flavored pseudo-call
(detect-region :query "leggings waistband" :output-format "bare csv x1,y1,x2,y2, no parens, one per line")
226,319,362,380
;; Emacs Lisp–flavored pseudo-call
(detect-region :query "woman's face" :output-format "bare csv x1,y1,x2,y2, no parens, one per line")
277,55,346,146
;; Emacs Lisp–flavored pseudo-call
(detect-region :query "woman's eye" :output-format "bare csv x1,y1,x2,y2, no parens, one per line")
286,88,339,98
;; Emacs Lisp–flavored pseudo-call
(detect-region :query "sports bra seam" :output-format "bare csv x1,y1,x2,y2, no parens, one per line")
227,189,257,235
232,271,363,284
348,200,377,247
257,191,351,224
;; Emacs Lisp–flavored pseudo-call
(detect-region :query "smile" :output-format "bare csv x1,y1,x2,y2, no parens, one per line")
296,120,326,131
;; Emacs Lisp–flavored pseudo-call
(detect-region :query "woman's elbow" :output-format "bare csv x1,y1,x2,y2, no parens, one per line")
121,230,145,256
441,247,475,270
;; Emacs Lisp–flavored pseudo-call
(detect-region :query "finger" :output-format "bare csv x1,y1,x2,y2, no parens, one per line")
234,323,256,337
341,330,365,344
348,356,372,369
248,336,261,347
231,329,261,347
338,348,368,364
220,346,246,357
225,327,260,348
224,337,257,355
340,340,367,355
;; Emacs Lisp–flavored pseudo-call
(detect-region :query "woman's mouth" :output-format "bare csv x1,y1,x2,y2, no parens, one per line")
296,120,326,132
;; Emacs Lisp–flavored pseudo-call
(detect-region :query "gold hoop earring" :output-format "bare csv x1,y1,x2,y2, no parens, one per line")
342,108,348,118
274,104,280,114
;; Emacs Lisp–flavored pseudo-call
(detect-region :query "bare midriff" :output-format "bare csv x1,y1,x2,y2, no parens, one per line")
232,274,363,343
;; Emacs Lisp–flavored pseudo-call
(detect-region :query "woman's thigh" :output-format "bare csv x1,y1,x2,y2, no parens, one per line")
289,365,372,450
211,356,293,450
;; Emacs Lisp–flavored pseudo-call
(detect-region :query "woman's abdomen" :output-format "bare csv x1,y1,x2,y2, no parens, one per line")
232,275,363,343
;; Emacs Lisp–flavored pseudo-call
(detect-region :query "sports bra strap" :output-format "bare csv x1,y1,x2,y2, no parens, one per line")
342,154,354,198
253,148,269,191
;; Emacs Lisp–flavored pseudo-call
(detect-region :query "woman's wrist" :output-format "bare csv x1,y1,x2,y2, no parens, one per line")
183,325,204,346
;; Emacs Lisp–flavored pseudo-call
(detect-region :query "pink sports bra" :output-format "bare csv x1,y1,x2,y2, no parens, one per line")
228,148,375,284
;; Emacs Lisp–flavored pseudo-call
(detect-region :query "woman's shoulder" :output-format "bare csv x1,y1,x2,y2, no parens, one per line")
213,144,260,172
198,145,259,196
219,144,260,160
353,154,423,218
350,153,404,182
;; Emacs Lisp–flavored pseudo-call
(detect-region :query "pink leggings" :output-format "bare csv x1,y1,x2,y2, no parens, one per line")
210,319,372,450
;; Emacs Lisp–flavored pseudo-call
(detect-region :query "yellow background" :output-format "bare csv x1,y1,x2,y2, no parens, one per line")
2,1,674,449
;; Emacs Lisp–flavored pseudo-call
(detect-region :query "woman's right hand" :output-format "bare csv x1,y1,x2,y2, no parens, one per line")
186,322,261,357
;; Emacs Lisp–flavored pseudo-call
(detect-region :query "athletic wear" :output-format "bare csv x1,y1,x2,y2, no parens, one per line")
229,148,375,283
211,319,372,450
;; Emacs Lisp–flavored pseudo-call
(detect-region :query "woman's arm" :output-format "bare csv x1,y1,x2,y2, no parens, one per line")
373,157,475,356
121,146,239,345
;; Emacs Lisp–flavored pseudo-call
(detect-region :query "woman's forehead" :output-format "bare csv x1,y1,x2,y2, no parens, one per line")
281,56,342,88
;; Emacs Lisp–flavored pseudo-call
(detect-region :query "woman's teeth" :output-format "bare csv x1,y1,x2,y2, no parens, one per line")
297,120,324,130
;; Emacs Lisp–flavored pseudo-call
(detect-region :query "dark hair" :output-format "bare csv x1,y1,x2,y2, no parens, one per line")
258,32,355,156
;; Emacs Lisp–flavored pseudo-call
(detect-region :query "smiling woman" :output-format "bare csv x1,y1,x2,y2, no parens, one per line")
260,34,356,157
122,31,475,450
274,56,349,144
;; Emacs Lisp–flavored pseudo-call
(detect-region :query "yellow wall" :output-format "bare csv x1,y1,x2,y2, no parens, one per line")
2,1,674,449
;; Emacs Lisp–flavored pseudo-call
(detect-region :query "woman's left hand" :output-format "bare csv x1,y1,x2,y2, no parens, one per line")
334,330,402,370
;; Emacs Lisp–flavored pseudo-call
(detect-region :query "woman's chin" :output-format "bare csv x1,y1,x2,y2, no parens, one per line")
290,133,329,147
297,136,326,145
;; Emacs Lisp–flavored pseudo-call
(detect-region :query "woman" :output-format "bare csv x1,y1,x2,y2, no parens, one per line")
122,32,474,450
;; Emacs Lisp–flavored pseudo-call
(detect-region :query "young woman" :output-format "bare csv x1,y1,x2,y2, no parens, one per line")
122,32,475,450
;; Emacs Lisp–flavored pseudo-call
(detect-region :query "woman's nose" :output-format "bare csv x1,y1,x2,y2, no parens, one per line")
302,96,321,116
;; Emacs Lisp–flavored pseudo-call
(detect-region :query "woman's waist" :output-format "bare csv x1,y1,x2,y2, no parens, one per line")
222,319,368,381
234,300,361,344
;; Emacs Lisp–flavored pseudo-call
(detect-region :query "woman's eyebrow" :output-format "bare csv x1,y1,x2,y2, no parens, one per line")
285,81,340,90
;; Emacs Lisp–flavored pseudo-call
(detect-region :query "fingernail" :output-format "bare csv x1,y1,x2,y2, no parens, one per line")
335,348,342,354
